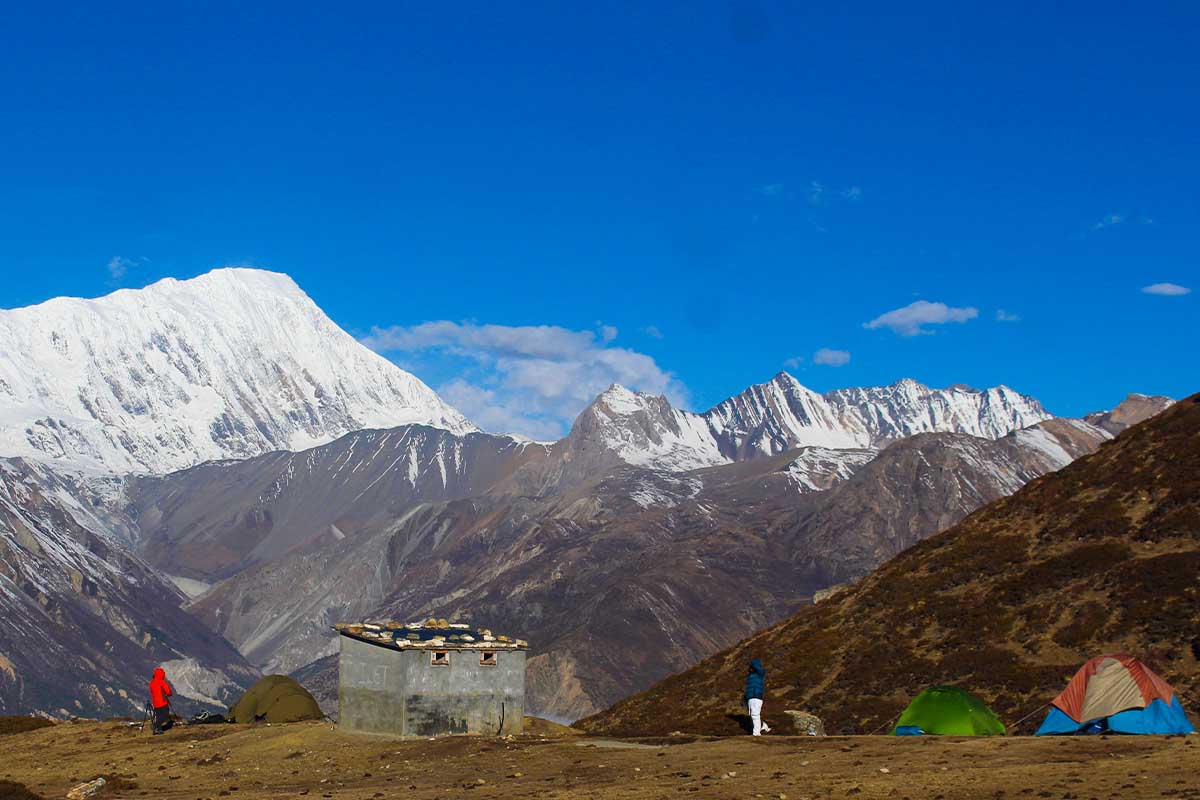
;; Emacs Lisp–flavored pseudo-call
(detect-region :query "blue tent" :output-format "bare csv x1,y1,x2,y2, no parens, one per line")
1036,695,1193,735
1035,654,1195,736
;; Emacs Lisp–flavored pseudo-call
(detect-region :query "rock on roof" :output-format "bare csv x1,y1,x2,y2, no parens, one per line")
334,619,528,651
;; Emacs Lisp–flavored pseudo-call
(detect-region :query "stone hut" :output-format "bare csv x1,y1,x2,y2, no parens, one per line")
336,618,526,737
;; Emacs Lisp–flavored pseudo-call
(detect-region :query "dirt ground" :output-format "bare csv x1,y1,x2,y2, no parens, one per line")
1,720,1197,800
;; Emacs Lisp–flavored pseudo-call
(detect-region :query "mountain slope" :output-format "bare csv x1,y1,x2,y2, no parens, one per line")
0,268,474,473
769,418,1112,588
188,467,814,716
0,458,257,717
1085,393,1174,435
578,393,1200,736
128,425,550,580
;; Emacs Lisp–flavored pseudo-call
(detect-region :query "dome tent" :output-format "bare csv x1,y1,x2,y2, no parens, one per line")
893,686,1005,736
1035,654,1194,736
230,675,323,724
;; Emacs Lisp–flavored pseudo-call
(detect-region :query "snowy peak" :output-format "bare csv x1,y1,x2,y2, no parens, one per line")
589,384,664,418
0,268,475,473
706,372,864,455
824,379,1052,444
560,374,1055,475
704,374,1050,459
565,385,725,473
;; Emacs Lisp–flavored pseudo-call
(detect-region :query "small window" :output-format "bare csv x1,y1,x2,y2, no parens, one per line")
430,650,449,667
480,651,497,667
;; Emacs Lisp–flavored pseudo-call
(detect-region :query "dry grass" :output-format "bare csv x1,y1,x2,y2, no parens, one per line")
2,719,1199,800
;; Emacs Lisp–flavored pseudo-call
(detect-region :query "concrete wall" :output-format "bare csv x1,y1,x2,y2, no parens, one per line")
338,636,524,737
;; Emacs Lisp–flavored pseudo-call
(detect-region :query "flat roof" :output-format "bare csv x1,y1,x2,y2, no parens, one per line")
335,620,528,651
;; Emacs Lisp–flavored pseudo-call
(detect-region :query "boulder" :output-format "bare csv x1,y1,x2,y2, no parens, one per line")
65,778,106,799
784,710,825,736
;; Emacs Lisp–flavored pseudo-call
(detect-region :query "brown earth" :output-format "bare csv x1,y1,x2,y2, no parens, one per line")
1,719,1198,800
0,717,55,737
0,780,43,800
522,716,582,736
580,393,1200,737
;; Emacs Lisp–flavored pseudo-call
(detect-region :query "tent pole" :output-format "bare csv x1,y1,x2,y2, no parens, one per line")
867,712,902,736
1009,702,1051,732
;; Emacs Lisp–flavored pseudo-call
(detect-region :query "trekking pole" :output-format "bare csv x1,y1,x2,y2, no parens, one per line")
139,701,152,733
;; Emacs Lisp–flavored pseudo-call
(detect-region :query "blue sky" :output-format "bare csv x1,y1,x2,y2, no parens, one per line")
2,2,1196,437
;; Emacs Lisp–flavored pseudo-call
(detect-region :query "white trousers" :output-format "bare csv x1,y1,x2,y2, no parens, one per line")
748,698,763,735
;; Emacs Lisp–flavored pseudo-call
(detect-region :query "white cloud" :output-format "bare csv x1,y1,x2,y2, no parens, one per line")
1141,282,1191,296
784,355,804,369
812,348,851,367
995,309,1021,322
864,300,979,337
1090,213,1155,233
107,256,133,280
766,180,859,206
361,321,687,440
436,379,564,442
363,321,597,361
642,325,664,339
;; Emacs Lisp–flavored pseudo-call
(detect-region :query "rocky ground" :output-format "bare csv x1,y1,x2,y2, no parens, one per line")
1,719,1196,800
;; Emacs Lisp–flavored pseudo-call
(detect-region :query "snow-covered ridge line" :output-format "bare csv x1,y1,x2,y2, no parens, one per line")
573,374,1053,473
0,268,476,474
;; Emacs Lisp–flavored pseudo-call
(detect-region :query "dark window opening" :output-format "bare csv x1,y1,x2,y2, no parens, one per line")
430,650,449,666
480,651,497,666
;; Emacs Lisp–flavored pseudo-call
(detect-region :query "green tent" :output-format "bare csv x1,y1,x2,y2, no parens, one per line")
893,686,1005,736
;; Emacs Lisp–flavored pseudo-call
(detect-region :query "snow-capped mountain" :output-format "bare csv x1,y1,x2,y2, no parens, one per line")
712,373,1053,454
555,373,1053,475
561,385,728,473
0,269,475,473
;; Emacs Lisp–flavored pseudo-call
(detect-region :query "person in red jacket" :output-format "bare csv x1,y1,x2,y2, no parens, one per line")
149,667,174,734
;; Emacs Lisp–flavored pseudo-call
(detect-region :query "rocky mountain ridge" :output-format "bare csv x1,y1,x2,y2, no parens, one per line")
0,457,257,717
1084,393,1174,435
551,375,1053,479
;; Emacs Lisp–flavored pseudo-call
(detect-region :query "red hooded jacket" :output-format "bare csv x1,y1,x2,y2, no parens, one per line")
149,668,173,709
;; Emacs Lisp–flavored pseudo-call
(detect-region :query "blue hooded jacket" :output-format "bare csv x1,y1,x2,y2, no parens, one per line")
744,659,765,702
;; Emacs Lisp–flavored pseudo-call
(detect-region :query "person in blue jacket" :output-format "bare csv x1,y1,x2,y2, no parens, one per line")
744,659,770,735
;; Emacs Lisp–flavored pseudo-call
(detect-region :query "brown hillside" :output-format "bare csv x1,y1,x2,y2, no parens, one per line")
580,393,1200,736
